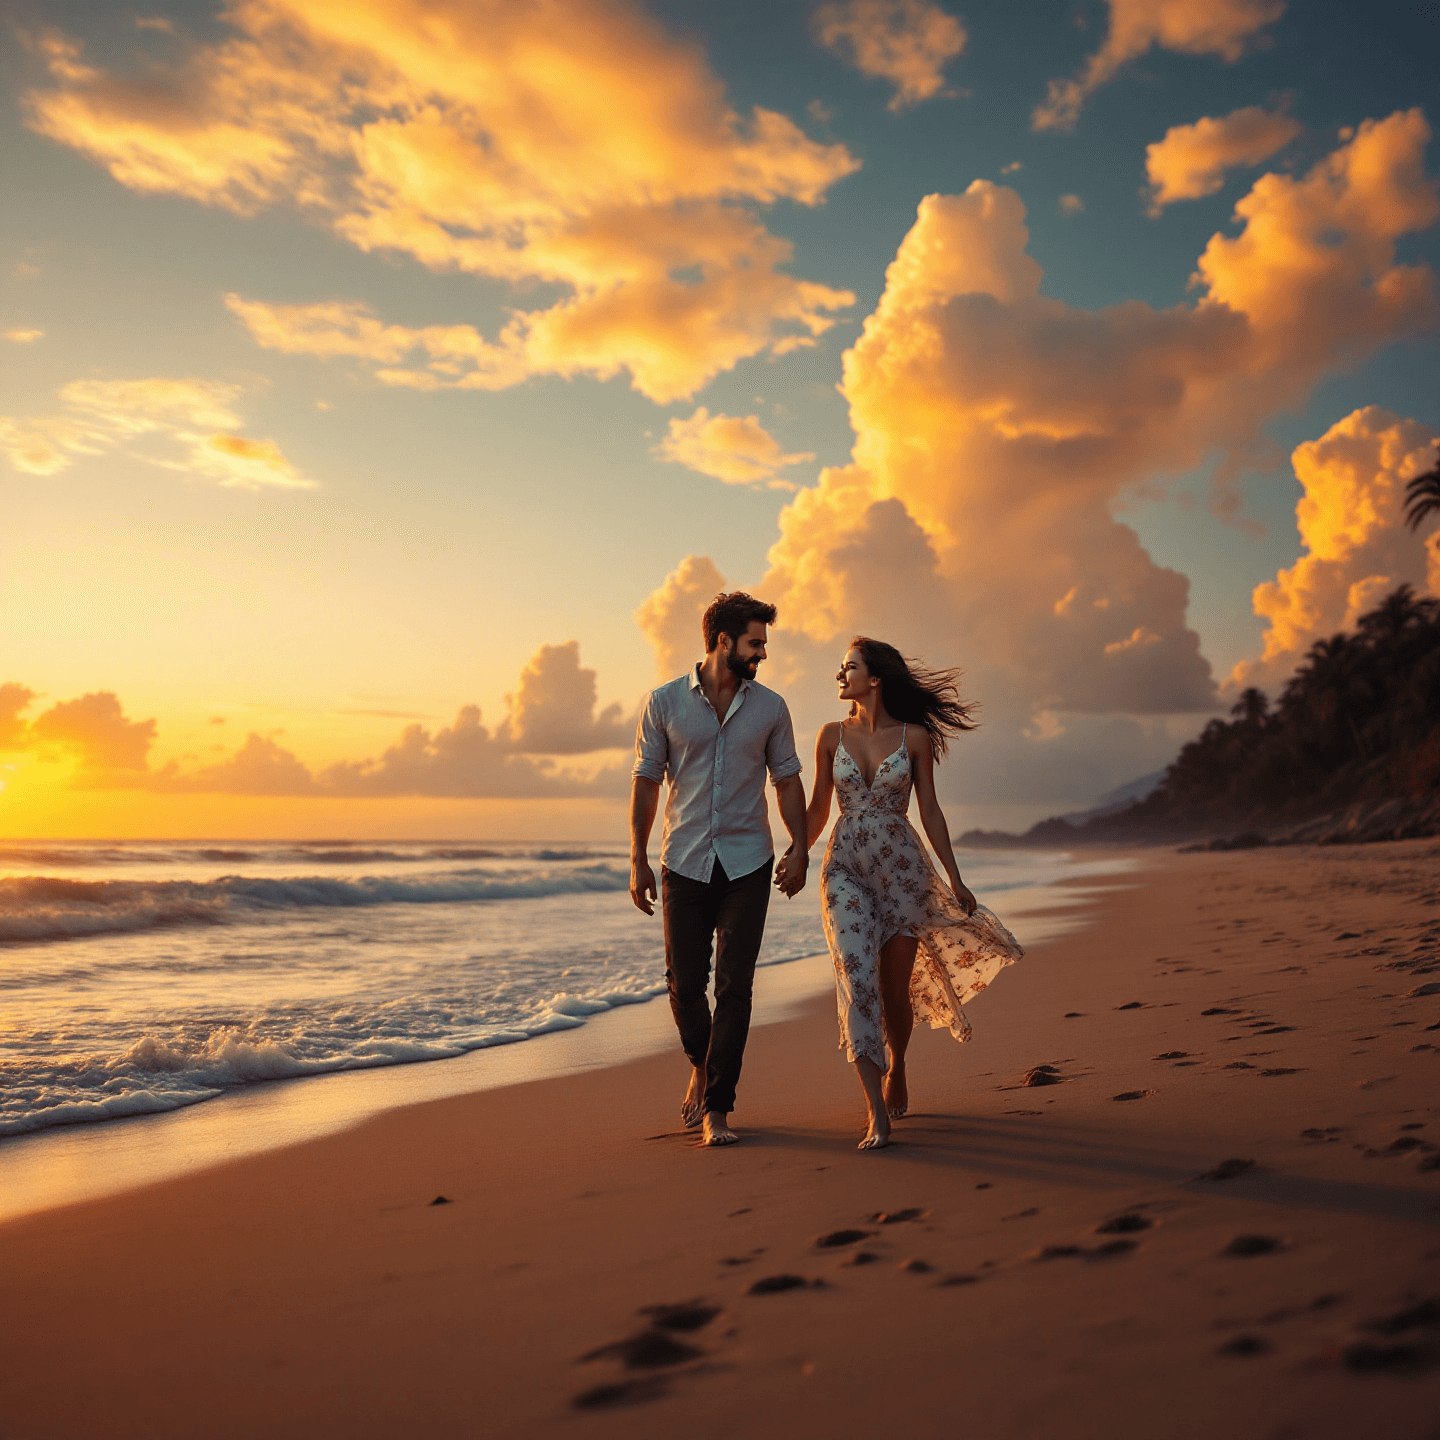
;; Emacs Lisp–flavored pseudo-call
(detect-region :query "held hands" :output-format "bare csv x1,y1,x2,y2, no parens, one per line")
774,845,809,898
630,858,658,915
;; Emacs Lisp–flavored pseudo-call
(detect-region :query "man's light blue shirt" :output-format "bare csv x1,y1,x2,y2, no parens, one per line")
632,666,803,884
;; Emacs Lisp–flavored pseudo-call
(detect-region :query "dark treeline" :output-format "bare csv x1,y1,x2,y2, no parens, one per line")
971,584,1440,847
1158,583,1440,818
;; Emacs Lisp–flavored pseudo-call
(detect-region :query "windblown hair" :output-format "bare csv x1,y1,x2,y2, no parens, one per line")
850,636,978,760
702,592,778,652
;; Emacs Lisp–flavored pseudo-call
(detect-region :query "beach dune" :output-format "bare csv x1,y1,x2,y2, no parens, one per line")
3,841,1439,1439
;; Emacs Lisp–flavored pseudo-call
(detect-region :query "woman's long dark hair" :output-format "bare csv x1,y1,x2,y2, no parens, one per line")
850,636,977,761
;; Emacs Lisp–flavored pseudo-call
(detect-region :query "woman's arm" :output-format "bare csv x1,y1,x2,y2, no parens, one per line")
805,724,839,848
909,734,978,916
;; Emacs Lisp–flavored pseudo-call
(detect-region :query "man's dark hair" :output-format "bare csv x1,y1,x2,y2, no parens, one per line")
702,592,777,653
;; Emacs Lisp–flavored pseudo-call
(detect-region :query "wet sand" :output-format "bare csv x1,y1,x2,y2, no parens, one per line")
3,840,1439,1439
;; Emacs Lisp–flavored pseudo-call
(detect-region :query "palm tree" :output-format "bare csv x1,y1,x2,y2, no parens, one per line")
1404,440,1440,532
1230,686,1269,724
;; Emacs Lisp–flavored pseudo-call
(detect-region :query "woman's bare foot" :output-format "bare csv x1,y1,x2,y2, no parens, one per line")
853,1054,891,1149
883,1065,908,1120
681,1067,704,1129
702,1112,738,1146
858,1112,891,1150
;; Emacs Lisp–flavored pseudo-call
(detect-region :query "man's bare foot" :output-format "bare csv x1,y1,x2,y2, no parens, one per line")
883,1066,908,1120
681,1068,704,1129
858,1112,891,1150
701,1112,738,1146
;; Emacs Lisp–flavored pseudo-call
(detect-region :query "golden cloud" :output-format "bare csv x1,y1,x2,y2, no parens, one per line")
1235,407,1439,688
4,327,44,343
653,408,815,487
1144,106,1302,213
27,692,158,776
501,641,633,754
727,114,1437,727
634,555,729,681
814,0,967,110
0,641,631,796
1033,0,1286,133
30,0,861,404
0,376,312,489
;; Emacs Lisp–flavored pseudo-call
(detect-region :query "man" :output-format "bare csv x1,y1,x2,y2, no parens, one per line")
630,592,809,1147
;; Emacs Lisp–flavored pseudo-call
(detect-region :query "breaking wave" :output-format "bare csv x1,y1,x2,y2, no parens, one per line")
0,863,630,945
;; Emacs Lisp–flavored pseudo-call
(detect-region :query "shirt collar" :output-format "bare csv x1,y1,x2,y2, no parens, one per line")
690,663,751,694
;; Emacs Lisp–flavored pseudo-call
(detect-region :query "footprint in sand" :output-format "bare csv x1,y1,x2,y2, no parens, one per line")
1112,1089,1155,1102
639,1303,721,1333
572,1377,669,1409
1095,1214,1153,1234
748,1275,813,1295
574,1300,723,1408
1337,1302,1440,1376
816,1229,872,1249
1218,1335,1268,1357
1224,1235,1282,1257
871,1207,928,1224
1198,1158,1255,1181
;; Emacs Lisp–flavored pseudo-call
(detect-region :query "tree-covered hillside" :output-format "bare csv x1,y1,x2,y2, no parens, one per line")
964,584,1440,847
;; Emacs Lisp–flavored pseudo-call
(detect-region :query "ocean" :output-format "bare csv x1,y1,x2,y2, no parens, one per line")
0,838,1133,1142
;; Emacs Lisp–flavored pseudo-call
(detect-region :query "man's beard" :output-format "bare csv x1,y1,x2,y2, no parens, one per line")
726,650,760,681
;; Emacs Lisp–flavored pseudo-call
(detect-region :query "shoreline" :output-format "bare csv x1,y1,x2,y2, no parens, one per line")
0,852,1136,1222
4,839,1439,1438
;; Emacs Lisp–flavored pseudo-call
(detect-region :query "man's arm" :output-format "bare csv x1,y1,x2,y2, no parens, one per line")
629,690,668,916
765,699,808,897
773,773,809,897
629,777,661,915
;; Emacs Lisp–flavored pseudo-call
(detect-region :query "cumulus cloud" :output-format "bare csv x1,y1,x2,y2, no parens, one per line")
814,0,966,110
27,0,860,405
186,733,320,795
27,692,158,777
0,376,312,489
634,555,730,681
653,408,815,487
1234,407,1440,688
0,685,36,749
1033,0,1286,132
1058,193,1085,215
4,327,43,343
0,641,632,797
501,641,633,754
1145,106,1302,213
629,114,1438,775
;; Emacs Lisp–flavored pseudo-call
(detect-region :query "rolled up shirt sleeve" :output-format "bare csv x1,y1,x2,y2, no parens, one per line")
632,690,669,783
765,700,803,782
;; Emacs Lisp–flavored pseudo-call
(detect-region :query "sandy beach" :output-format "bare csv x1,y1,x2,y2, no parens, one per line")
4,839,1439,1439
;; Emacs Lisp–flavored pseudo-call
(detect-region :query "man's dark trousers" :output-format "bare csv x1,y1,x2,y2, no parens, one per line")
661,857,773,1115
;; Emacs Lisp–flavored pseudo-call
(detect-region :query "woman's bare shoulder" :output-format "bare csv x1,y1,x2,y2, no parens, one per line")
816,720,843,746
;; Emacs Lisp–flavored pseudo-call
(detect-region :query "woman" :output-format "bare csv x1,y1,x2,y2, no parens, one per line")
801,637,1023,1150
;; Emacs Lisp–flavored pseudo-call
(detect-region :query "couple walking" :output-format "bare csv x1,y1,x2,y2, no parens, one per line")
630,592,1022,1150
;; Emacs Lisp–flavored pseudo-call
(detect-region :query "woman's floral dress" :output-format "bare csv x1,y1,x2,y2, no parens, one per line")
820,727,1023,1071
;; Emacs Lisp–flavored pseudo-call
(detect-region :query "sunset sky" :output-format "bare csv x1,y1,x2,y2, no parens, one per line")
2,0,1436,839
